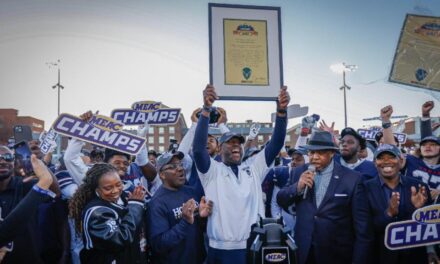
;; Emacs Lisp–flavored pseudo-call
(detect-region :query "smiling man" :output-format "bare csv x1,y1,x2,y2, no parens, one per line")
148,151,212,264
363,144,431,263
193,84,289,264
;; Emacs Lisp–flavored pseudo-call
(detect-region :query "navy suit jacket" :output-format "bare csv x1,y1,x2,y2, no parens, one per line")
363,175,431,264
277,161,372,264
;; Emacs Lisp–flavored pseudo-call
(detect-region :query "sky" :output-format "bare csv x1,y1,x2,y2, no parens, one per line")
0,0,439,132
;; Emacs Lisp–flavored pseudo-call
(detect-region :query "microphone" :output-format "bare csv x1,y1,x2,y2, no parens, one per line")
303,165,316,199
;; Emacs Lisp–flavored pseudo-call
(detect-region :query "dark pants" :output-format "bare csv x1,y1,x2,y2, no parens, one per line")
207,246,247,264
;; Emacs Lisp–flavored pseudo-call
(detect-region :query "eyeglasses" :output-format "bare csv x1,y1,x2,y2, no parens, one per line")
161,162,183,172
0,153,14,162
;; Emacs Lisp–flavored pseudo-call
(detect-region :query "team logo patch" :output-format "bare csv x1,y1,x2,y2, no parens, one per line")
242,67,252,80
106,220,118,233
415,68,428,81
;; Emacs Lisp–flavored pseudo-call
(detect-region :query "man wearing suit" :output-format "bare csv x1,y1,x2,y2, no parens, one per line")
363,144,430,264
277,131,372,264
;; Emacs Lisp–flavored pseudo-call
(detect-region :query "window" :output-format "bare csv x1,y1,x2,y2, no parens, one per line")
159,146,165,152
148,127,154,134
158,127,164,134
169,135,175,140
159,136,164,144
169,127,175,134
265,124,271,128
236,124,241,128
258,135,263,142
148,136,155,144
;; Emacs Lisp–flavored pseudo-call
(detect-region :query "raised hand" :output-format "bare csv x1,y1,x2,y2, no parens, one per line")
79,110,94,122
199,196,213,217
128,185,146,201
31,154,53,190
380,105,393,123
137,120,150,138
386,192,400,217
277,86,290,112
422,101,434,117
319,120,335,134
181,199,196,224
191,107,202,123
411,185,428,209
203,85,218,108
217,107,227,125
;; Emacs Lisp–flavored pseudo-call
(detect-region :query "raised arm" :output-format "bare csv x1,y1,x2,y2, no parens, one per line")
264,86,289,166
380,105,396,146
421,101,434,138
193,85,218,174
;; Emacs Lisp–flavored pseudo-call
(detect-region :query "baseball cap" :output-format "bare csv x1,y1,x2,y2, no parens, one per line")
287,147,307,156
340,127,366,149
218,132,245,145
420,136,440,146
156,151,184,171
374,144,401,159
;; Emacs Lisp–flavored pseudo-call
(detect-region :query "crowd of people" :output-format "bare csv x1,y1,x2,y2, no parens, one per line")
0,85,439,264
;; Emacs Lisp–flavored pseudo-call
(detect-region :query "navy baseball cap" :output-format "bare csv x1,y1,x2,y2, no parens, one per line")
218,132,245,145
420,136,440,146
287,147,307,156
374,144,401,159
156,151,184,171
340,127,366,149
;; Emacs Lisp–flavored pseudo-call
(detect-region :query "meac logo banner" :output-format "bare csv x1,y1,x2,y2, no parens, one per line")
52,113,146,155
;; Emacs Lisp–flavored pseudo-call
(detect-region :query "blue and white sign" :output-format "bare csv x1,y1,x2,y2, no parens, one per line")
357,128,407,144
111,108,180,126
384,220,439,250
52,113,145,155
39,128,58,154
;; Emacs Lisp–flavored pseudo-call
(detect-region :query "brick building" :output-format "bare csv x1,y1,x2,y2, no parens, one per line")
0,109,44,145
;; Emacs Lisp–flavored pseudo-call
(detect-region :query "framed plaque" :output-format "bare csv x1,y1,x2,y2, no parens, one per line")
389,14,440,92
209,3,283,100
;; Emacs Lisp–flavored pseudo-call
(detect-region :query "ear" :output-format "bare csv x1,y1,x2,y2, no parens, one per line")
95,188,101,198
159,171,166,181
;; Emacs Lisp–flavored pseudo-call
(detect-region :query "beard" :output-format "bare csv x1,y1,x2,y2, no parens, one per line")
0,164,13,181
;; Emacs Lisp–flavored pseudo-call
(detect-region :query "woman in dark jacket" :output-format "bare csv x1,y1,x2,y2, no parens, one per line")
69,163,146,264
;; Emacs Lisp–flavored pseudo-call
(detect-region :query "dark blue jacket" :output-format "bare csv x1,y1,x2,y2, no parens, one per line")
147,185,205,264
277,162,373,264
363,175,431,264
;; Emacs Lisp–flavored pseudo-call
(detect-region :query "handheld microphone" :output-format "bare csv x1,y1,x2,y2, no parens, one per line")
303,165,316,199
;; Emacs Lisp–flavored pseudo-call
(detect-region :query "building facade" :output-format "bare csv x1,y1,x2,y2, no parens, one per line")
0,109,45,145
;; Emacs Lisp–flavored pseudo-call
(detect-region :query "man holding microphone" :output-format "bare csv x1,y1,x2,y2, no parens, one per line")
277,131,372,264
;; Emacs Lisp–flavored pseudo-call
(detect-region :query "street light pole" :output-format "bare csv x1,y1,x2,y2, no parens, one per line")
46,59,64,157
331,62,356,128
340,70,351,128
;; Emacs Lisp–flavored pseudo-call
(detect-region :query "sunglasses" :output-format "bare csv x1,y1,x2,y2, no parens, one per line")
160,162,183,172
0,153,14,162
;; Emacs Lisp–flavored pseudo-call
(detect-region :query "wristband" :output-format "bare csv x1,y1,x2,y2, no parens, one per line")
382,122,392,129
32,185,56,198
277,108,287,114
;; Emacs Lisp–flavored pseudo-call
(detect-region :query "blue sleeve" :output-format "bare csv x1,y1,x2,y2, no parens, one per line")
276,166,304,210
148,202,191,254
193,115,211,174
264,115,287,167
0,189,51,246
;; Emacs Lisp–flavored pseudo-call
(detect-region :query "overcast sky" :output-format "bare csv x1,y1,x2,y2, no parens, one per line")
0,0,439,131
